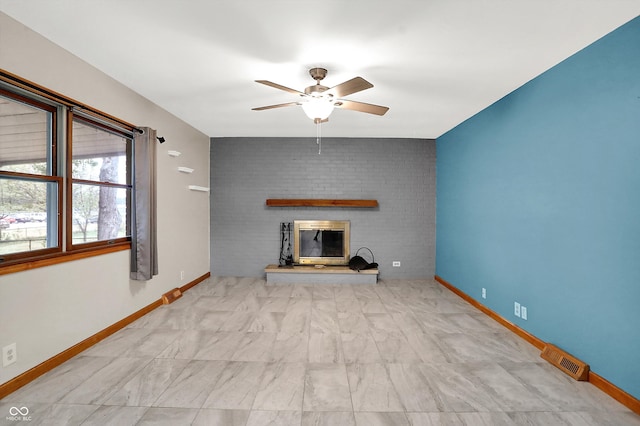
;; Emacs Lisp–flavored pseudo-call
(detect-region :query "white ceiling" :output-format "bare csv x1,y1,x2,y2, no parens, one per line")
1,1,639,139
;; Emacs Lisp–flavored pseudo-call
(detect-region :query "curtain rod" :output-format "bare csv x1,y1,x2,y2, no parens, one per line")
131,127,165,143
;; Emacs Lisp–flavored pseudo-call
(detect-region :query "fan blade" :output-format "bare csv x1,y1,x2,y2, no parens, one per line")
326,77,373,98
334,100,389,116
252,102,300,111
255,80,305,96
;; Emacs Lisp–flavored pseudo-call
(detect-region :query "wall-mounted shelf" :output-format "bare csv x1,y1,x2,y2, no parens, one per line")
266,199,378,208
189,185,210,192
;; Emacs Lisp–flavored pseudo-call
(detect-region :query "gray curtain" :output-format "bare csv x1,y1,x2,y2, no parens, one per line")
130,127,158,280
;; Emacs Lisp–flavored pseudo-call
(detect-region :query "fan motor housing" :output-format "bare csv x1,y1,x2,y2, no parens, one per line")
305,84,330,96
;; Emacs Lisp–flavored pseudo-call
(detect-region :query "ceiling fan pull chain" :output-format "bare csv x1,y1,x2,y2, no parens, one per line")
316,121,322,154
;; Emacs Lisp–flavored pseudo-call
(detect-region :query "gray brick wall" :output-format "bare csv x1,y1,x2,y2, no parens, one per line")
210,137,436,278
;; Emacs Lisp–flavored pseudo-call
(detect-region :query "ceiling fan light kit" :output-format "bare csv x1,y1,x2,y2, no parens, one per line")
301,97,334,122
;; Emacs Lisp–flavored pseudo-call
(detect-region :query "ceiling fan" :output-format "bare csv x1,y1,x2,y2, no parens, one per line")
252,67,389,123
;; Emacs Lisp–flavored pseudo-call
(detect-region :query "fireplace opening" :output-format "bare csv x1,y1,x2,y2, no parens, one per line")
299,230,344,257
293,220,350,265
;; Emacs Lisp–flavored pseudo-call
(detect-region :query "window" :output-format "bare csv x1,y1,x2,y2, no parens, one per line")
0,75,133,268
0,89,61,261
68,116,132,249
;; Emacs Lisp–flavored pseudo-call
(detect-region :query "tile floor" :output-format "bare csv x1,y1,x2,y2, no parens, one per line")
2,277,639,426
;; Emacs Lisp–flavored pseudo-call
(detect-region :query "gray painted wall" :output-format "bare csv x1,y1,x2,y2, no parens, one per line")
210,137,435,279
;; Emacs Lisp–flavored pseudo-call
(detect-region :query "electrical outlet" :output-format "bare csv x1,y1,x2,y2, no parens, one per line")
521,306,528,320
180,271,185,281
481,288,486,299
514,302,521,318
2,343,17,367
392,261,401,267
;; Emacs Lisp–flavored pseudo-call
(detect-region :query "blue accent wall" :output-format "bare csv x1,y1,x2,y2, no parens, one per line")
436,16,640,399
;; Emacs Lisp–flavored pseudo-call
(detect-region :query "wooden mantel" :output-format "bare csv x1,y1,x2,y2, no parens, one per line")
266,199,379,208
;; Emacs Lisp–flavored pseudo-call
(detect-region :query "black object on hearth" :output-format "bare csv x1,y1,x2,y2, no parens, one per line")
349,247,378,271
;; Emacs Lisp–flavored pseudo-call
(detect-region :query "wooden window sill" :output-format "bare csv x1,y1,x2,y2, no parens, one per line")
0,242,131,276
